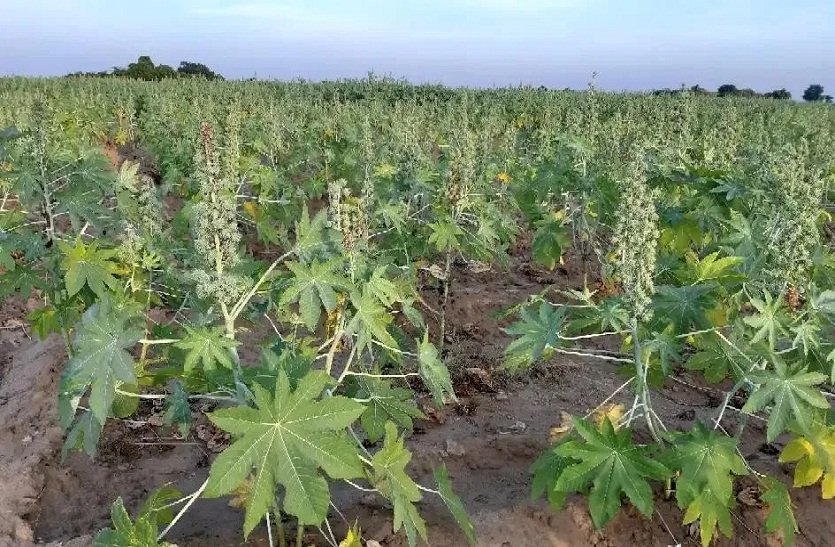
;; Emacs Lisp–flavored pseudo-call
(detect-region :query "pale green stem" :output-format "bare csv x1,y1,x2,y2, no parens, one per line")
631,321,660,441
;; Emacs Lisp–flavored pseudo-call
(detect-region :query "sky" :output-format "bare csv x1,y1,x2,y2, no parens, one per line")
1,0,833,97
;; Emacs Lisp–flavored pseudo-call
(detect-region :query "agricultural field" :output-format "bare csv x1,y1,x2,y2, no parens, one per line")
1,77,835,547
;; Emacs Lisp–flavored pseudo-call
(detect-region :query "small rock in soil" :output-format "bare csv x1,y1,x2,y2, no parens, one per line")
465,367,494,390
498,420,527,434
360,493,380,507
737,486,762,507
676,409,695,421
758,442,781,455
455,399,478,416
444,439,466,457
495,391,508,401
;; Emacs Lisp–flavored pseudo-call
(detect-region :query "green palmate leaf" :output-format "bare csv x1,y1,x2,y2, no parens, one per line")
175,326,237,372
685,336,745,384
138,486,183,527
59,238,121,298
354,376,424,443
428,221,464,252
664,424,747,546
294,208,337,262
791,319,820,357
503,302,565,370
55,180,113,231
652,284,717,334
94,497,161,547
163,381,191,437
742,291,788,350
762,478,798,546
378,200,408,233
260,342,313,389
0,265,44,299
682,488,734,547
205,371,364,535
62,410,103,460
366,266,405,308
530,447,572,509
813,290,835,316
60,298,142,424
681,251,744,284
434,464,477,545
28,305,61,340
418,331,455,406
644,325,683,375
370,422,427,546
554,418,671,528
111,383,140,418
531,215,570,270
280,259,348,330
743,356,829,441
348,289,397,351
567,297,630,334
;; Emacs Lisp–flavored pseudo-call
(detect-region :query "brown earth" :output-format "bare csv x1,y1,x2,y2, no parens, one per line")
1,248,834,547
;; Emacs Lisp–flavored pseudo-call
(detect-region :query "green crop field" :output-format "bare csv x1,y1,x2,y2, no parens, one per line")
1,77,834,546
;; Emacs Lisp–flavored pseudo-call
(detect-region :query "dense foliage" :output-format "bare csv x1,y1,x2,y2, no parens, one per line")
1,76,834,546
67,56,223,81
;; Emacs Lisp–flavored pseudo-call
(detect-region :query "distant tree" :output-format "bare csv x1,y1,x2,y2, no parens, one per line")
803,84,825,102
689,85,710,95
764,88,792,100
125,55,159,80
823,95,833,104
156,64,178,79
717,84,738,97
737,88,759,98
177,61,223,80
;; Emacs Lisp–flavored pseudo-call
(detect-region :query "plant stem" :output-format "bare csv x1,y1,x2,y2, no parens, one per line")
324,323,345,376
157,478,209,541
138,338,180,345
275,509,287,547
296,523,304,547
266,511,274,547
631,321,660,441
229,249,294,321
438,250,452,350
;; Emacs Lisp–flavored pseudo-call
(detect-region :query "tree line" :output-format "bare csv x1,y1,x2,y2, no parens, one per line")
655,83,832,102
68,57,831,103
67,56,223,81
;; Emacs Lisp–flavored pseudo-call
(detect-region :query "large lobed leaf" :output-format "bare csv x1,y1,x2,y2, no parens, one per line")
369,422,427,546
60,298,142,426
417,331,456,407
205,370,364,536
742,355,829,442
554,418,671,528
664,423,748,547
503,302,566,370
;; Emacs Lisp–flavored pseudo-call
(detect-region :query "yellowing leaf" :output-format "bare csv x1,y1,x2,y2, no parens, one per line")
228,477,253,509
779,426,835,499
338,521,362,547
242,201,258,218
823,473,835,499
593,404,624,431
549,411,573,443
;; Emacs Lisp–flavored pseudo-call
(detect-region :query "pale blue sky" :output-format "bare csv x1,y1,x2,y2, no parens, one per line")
1,0,832,96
